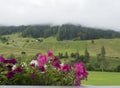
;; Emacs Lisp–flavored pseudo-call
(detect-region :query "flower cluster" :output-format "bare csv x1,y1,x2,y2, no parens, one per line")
35,51,88,85
36,51,71,73
73,62,88,86
0,57,24,79
0,51,88,86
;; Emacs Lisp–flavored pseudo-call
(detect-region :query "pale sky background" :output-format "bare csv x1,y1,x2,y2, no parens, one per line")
0,0,120,31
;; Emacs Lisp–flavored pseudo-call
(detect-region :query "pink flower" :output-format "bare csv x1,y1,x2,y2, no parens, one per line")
30,63,35,67
61,64,70,73
74,62,84,69
4,59,17,64
37,54,48,66
73,62,88,80
47,51,54,57
38,65,45,72
73,79,81,86
51,56,58,62
83,67,89,78
37,54,43,61
5,72,15,79
13,66,23,73
75,70,84,80
0,57,5,63
30,60,38,67
74,62,84,73
7,65,13,71
10,59,17,64
53,61,61,69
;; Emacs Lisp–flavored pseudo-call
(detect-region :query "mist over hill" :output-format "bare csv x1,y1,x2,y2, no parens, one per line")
0,24,120,41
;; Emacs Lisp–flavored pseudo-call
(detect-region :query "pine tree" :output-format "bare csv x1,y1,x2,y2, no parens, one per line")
70,52,75,58
101,46,105,57
84,48,90,63
75,50,80,60
101,46,106,72
65,51,69,58
97,46,106,72
91,39,94,44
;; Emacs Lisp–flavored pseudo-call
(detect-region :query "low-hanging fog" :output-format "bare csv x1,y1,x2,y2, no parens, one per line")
0,0,120,31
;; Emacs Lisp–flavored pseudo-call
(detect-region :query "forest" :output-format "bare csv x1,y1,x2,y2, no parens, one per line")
0,24,120,41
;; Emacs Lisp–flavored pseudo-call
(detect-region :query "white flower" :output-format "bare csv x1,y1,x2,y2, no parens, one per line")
22,62,27,67
21,62,28,69
30,60,38,67
44,64,47,68
12,65,16,70
60,63,64,66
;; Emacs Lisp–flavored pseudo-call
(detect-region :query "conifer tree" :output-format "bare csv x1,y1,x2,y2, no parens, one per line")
84,48,90,63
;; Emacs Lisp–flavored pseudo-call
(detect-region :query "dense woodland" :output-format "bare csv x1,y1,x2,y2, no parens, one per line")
0,24,120,40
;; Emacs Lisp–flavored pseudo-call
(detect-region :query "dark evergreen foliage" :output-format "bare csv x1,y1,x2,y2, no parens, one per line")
0,24,120,40
84,48,90,63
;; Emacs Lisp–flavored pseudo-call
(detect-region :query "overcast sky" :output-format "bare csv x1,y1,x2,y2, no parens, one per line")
0,0,120,31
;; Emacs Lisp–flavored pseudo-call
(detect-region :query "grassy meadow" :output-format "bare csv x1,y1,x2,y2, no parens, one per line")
1,33,120,57
83,71,120,86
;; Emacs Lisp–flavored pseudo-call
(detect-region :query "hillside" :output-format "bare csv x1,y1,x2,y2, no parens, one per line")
1,34,120,57
0,33,120,71
0,24,120,41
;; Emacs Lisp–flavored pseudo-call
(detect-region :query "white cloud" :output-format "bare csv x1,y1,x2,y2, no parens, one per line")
0,0,120,31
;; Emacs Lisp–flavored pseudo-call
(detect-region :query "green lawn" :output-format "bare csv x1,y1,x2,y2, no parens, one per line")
84,71,120,86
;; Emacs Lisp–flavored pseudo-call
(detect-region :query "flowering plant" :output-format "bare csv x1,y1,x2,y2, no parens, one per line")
0,51,88,86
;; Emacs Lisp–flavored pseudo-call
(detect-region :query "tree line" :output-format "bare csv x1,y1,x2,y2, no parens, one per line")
0,24,120,40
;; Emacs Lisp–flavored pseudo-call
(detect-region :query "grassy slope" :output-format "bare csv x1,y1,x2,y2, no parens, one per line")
26,37,120,57
1,34,120,57
0,34,120,60
84,71,120,86
1,34,120,69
